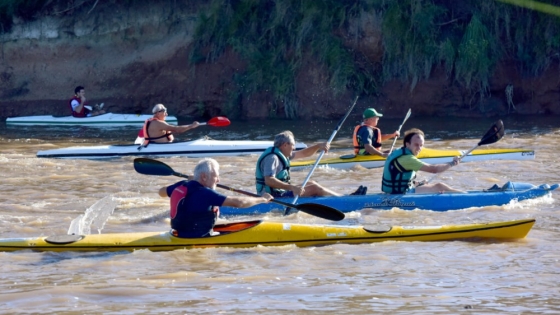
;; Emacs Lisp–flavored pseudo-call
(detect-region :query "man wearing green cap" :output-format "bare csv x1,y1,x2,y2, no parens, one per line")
352,108,400,157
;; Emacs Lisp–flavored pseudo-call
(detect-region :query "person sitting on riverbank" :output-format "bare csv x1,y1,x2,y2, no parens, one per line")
256,130,367,197
353,108,399,157
69,86,105,117
140,104,200,146
382,128,466,194
159,158,272,238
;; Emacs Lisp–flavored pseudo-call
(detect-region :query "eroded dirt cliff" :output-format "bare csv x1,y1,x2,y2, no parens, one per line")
1,0,559,120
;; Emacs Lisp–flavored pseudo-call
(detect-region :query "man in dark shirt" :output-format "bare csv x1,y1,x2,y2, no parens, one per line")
160,158,272,237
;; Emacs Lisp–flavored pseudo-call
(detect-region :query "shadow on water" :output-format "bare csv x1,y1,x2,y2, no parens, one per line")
21,251,130,266
2,114,559,145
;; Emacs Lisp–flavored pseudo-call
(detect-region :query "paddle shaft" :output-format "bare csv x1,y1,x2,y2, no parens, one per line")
388,108,412,154
139,117,226,134
424,144,478,184
167,171,320,212
137,116,230,149
133,158,345,220
424,120,504,184
290,96,359,206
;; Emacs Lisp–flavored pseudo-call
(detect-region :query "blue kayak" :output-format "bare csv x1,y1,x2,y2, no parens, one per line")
220,182,559,216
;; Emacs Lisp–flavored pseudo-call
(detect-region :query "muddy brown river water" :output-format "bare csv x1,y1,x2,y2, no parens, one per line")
0,115,559,313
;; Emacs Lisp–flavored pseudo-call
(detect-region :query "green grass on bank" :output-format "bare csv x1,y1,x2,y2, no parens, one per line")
2,0,560,118
190,0,560,117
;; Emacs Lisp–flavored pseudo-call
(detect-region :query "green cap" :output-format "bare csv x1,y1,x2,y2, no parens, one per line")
363,108,383,119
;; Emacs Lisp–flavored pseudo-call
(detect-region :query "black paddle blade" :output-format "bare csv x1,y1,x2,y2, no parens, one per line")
133,158,174,176
295,203,345,221
478,120,505,146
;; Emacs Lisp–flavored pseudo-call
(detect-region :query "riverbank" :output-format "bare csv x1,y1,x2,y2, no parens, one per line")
1,0,559,120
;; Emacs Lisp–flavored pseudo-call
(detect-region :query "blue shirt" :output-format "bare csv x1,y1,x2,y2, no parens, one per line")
166,180,227,238
357,126,382,150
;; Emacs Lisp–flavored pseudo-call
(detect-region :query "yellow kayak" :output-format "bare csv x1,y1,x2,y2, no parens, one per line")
0,219,535,252
291,147,535,170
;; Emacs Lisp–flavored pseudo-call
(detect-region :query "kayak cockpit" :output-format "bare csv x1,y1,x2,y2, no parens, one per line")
45,234,85,244
363,225,392,233
213,220,262,233
170,220,263,238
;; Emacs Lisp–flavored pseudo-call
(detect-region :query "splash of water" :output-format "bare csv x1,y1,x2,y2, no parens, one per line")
67,196,117,235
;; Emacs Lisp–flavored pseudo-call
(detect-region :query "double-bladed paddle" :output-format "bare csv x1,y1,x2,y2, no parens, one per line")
424,119,505,184
286,96,359,214
199,116,231,127
388,108,412,154
135,116,232,145
133,158,345,221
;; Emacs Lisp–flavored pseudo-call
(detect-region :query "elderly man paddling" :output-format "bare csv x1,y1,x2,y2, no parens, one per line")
256,130,367,197
159,158,272,238
141,104,200,145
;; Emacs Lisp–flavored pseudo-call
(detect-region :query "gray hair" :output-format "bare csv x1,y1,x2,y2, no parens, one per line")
152,103,167,114
274,130,295,148
193,158,219,181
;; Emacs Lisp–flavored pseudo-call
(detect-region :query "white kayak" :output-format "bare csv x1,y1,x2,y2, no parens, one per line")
6,112,178,126
36,138,308,159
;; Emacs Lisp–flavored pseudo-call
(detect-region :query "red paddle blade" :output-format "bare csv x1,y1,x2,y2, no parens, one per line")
207,116,231,127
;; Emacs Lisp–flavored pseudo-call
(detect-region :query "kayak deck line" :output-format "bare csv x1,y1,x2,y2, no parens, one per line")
6,113,178,126
0,219,535,252
36,139,308,159
219,182,558,215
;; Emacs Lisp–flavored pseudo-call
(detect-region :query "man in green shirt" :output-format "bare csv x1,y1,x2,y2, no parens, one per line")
382,128,466,194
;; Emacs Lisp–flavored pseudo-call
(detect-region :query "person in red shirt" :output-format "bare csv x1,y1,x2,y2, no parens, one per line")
69,86,105,117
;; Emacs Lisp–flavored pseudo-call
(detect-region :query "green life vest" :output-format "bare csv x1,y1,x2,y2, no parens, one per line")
381,147,417,194
255,146,291,195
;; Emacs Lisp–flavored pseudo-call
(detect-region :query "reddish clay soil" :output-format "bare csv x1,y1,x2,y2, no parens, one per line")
1,1,558,120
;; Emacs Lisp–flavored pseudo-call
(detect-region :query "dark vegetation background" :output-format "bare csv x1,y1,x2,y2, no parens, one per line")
0,0,559,119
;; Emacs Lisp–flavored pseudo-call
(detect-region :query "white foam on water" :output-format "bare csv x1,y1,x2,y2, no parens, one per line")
67,196,117,235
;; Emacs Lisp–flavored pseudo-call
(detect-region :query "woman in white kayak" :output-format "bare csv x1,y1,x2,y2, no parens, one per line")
139,104,200,146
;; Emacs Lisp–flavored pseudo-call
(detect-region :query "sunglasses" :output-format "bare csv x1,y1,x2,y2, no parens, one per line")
157,110,167,113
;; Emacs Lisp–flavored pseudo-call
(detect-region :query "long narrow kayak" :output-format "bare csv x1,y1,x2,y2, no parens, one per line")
6,113,178,126
220,182,559,216
0,219,535,252
291,147,535,170
36,138,308,159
